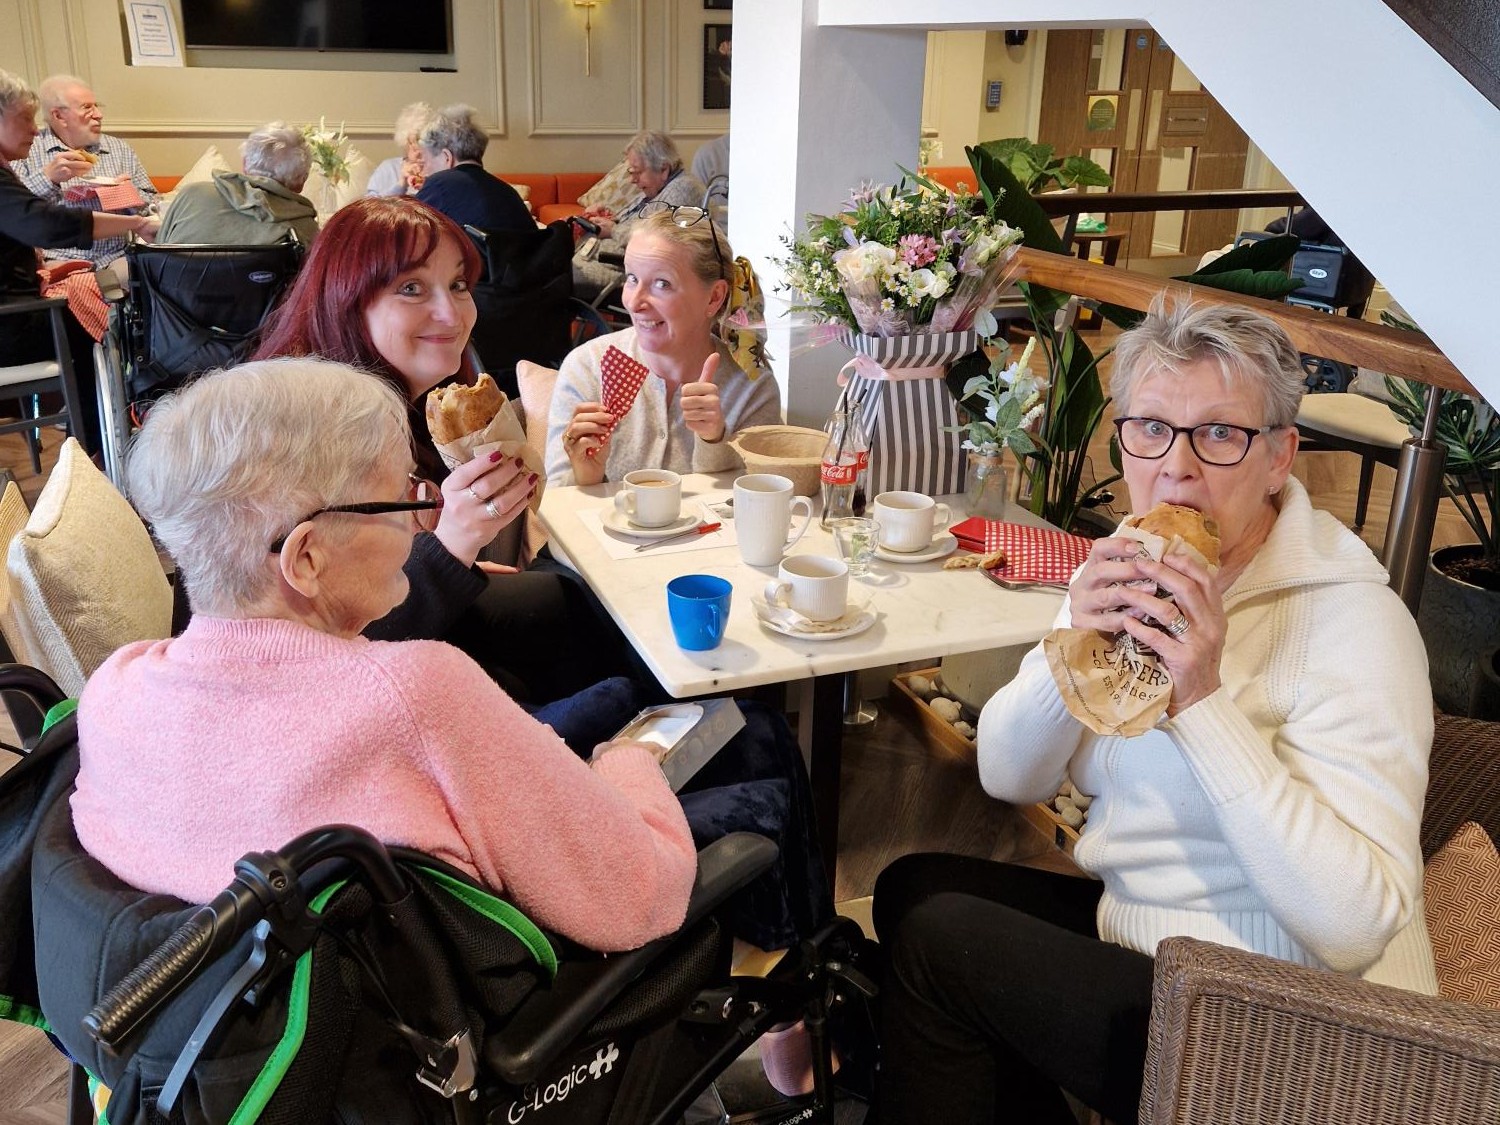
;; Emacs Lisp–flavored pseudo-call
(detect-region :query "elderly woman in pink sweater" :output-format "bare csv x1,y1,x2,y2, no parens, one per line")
72,357,697,952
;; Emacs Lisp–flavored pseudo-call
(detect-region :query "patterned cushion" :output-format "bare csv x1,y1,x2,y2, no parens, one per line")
6,440,172,696
1423,821,1500,1009
577,161,640,216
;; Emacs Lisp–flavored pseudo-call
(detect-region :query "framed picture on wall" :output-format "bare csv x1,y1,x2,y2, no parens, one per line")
704,0,732,9
703,24,731,110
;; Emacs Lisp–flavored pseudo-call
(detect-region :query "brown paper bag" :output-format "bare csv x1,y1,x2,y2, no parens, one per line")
1042,522,1215,737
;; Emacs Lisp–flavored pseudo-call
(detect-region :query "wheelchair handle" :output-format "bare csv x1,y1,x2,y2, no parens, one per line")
84,826,407,1050
84,883,259,1050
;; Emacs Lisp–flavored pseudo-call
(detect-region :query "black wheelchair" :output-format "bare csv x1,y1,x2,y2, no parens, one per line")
464,222,578,401
93,240,303,484
1,667,876,1125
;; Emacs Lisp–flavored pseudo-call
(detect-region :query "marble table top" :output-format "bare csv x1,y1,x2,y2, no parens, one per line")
539,472,1068,699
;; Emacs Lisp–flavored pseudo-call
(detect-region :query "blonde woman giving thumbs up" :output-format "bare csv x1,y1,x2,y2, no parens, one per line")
546,205,781,486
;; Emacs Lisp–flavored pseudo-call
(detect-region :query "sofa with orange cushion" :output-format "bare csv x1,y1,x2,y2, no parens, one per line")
496,172,604,224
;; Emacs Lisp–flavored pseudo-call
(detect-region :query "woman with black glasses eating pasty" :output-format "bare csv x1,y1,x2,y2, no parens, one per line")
546,204,780,486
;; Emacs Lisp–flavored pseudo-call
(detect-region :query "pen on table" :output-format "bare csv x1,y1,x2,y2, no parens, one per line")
633,522,723,552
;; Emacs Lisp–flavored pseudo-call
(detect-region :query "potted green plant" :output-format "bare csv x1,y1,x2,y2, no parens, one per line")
1383,348,1500,714
975,138,1113,194
945,337,1044,518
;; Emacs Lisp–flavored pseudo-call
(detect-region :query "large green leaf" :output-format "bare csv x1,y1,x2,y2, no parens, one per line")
945,349,990,416
1057,154,1114,189
1190,234,1299,277
1185,268,1307,301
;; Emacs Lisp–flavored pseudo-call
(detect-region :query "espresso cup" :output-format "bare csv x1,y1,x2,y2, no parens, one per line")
666,574,732,651
733,473,813,567
873,490,951,553
763,555,850,622
614,469,682,528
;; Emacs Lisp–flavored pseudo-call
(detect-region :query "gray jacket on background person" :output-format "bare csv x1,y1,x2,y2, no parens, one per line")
159,170,318,247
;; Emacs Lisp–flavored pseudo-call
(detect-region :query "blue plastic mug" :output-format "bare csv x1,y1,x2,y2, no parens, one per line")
666,574,732,651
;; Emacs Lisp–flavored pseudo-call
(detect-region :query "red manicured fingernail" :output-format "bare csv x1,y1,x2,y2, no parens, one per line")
528,472,538,484
489,450,504,462
515,456,526,467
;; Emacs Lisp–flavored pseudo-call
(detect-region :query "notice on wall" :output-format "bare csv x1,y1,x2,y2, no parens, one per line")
124,1,184,68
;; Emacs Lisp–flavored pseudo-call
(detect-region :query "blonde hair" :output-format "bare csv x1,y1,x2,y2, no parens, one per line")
1111,296,1307,427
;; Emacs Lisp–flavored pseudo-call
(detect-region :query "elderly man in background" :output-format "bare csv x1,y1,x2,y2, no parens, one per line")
413,104,532,236
574,130,705,302
159,122,318,247
366,101,435,198
13,73,157,269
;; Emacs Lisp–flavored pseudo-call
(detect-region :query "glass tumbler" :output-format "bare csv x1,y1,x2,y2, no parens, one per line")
831,517,880,577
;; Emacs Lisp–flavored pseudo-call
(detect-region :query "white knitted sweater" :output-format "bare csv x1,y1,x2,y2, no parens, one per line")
978,477,1439,993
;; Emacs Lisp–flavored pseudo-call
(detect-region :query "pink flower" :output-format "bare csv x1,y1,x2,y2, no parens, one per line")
898,234,939,267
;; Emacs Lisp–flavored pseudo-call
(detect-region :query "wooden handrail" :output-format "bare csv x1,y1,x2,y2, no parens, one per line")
1013,248,1476,397
1032,188,1306,216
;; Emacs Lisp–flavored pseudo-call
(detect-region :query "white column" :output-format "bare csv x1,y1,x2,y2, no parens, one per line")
730,2,928,426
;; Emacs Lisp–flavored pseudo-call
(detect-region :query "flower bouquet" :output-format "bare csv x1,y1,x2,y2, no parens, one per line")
776,173,1023,496
301,117,351,187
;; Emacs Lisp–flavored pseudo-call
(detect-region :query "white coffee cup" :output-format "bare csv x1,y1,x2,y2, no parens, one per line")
614,469,682,528
763,555,850,622
873,491,952,553
733,473,813,567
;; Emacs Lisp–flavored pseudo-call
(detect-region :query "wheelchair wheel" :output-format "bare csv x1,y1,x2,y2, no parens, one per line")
1301,355,1353,394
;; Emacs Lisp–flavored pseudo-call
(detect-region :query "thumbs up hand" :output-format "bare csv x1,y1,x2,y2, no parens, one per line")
680,352,725,442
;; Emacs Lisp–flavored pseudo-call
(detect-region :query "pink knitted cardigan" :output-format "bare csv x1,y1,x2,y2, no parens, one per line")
73,617,697,952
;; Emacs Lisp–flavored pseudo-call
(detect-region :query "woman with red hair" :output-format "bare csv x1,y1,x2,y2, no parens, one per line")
251,196,629,700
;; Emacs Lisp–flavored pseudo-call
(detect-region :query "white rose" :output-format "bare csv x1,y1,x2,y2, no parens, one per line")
908,268,950,300
833,240,896,284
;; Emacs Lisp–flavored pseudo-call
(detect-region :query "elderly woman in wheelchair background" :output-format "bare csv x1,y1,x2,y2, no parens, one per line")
547,205,780,486
73,356,697,952
0,67,159,456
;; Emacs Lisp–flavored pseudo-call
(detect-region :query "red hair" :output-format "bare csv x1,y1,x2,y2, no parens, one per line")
253,197,482,396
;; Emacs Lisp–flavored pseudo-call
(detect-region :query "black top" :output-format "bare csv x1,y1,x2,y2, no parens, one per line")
0,164,93,298
415,163,534,237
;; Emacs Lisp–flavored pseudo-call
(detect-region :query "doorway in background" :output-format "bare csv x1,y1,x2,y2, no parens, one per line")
1037,27,1250,267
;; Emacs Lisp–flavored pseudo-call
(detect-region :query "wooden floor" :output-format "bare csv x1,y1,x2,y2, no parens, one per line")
0,363,1480,1122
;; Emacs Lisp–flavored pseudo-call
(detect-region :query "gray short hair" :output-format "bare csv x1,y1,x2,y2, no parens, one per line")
1110,296,1307,427
419,104,488,164
624,131,683,177
393,101,435,146
38,74,89,113
126,358,413,616
0,69,37,118
241,122,312,190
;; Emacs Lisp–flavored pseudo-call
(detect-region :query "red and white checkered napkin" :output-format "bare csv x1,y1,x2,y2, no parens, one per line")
949,517,1093,585
600,345,651,439
92,180,146,213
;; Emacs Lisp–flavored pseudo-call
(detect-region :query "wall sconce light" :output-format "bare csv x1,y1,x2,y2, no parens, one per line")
574,0,604,76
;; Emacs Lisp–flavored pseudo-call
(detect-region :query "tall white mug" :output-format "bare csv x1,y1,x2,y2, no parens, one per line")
733,473,813,567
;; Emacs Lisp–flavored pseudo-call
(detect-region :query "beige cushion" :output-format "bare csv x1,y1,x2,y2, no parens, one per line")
515,359,558,464
1423,821,1500,1009
178,144,233,188
503,180,532,202
0,481,38,668
577,161,641,217
7,439,172,696
1296,392,1411,448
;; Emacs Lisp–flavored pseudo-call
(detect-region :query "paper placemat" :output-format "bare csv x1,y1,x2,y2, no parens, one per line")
579,500,739,560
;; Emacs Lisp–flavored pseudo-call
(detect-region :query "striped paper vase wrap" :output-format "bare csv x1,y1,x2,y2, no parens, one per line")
839,329,981,497
838,328,980,370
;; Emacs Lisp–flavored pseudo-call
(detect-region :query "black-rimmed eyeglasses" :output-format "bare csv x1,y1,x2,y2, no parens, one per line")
269,474,442,552
642,202,726,273
1113,417,1281,468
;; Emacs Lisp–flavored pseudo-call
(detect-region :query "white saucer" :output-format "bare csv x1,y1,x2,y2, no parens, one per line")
875,532,958,564
601,508,702,539
752,602,877,642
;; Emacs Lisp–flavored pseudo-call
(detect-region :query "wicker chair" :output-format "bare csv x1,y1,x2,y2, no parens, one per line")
1138,714,1500,1124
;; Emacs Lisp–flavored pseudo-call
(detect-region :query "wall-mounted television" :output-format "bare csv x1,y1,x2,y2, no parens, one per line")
182,0,452,54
